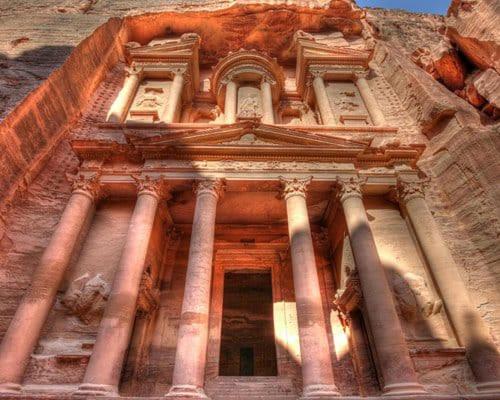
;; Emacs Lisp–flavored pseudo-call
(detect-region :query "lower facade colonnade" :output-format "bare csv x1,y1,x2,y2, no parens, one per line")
0,172,499,399
0,174,101,394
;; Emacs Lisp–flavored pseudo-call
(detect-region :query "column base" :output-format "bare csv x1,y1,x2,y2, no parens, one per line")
301,384,340,399
476,381,500,393
382,382,426,396
0,382,22,394
73,383,119,397
165,384,209,399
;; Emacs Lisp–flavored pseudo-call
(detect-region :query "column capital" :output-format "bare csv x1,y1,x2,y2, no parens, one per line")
124,65,143,78
335,176,365,203
133,175,171,200
396,177,428,204
279,176,312,200
67,173,101,202
261,75,276,86
193,178,225,200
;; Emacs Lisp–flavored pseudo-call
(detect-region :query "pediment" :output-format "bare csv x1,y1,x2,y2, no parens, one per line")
128,122,369,151
126,34,201,63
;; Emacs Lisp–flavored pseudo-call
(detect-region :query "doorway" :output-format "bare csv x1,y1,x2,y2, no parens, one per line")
219,271,278,376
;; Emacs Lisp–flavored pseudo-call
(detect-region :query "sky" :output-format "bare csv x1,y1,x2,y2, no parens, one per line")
356,0,450,15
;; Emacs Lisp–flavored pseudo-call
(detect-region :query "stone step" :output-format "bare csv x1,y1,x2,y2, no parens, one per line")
206,376,297,399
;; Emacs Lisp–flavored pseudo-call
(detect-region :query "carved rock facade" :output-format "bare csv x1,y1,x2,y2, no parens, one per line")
0,1,498,399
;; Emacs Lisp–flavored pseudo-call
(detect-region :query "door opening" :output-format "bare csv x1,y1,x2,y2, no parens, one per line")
219,271,277,376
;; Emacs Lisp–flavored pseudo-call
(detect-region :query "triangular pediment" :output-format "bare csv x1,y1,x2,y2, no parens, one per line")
128,122,369,151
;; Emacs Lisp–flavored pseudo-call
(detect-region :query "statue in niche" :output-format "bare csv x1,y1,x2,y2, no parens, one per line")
129,81,170,122
237,86,263,120
62,273,110,324
390,271,448,341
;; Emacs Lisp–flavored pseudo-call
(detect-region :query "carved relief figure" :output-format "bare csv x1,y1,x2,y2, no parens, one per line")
62,273,111,324
128,79,172,122
390,271,448,341
326,81,370,125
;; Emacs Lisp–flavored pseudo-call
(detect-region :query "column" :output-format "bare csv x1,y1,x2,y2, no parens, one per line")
224,79,238,124
0,174,100,394
311,71,337,126
75,176,166,397
336,176,424,396
107,68,141,123
261,77,275,124
397,178,500,393
161,71,184,124
355,75,385,126
280,177,340,398
166,179,224,399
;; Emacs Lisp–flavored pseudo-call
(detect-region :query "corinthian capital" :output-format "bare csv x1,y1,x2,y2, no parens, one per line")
335,176,365,203
279,177,312,200
67,173,101,201
194,179,225,200
133,175,170,200
396,178,428,204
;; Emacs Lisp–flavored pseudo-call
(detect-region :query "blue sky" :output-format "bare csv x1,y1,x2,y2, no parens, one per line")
357,0,450,15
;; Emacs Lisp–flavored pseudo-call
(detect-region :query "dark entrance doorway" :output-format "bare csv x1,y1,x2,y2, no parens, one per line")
219,271,278,376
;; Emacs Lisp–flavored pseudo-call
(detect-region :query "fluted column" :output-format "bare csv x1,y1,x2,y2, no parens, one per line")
75,176,167,397
261,77,274,124
336,176,424,396
397,178,500,393
355,74,385,126
0,174,100,394
224,79,238,124
281,177,339,398
311,71,337,126
107,67,141,123
161,71,185,123
166,179,224,399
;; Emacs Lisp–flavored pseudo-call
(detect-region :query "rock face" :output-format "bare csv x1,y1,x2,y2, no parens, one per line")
0,1,499,399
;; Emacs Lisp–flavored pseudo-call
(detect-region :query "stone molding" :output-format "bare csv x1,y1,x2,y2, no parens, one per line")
132,175,171,200
279,176,312,200
67,172,102,201
396,177,428,204
335,175,366,202
193,178,226,200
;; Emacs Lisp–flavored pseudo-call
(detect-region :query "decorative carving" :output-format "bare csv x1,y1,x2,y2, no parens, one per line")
390,271,447,340
194,178,225,199
396,178,428,204
237,86,263,120
62,273,110,324
334,269,362,323
132,175,170,199
136,268,160,316
66,172,101,201
279,176,312,200
335,176,365,202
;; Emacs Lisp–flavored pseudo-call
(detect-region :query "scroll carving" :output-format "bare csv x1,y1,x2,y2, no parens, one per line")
335,176,365,202
279,176,312,200
194,178,225,199
67,172,101,201
133,175,170,199
396,178,428,204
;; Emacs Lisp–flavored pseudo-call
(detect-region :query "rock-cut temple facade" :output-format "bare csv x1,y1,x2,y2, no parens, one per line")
0,1,499,399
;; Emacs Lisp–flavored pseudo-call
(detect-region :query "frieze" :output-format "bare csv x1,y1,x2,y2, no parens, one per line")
143,159,349,172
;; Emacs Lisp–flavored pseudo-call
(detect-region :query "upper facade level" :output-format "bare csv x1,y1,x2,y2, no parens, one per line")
103,31,389,129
